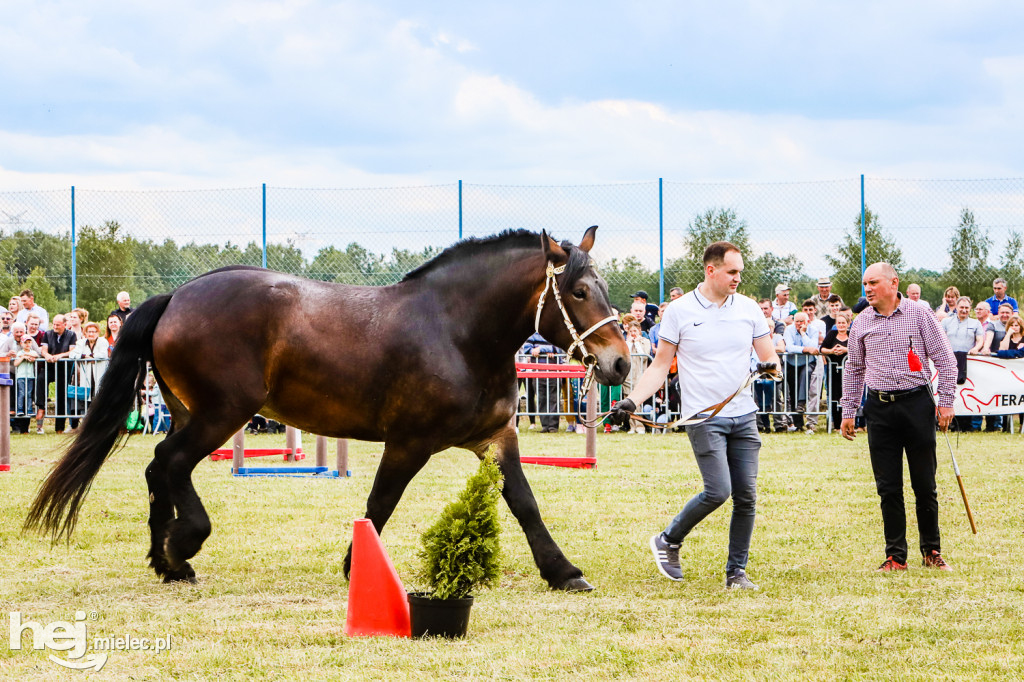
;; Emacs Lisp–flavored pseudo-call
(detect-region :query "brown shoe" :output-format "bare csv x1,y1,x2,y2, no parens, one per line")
922,550,952,571
877,556,908,572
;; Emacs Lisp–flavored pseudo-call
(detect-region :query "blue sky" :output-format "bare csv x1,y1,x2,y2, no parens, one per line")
1,1,1022,189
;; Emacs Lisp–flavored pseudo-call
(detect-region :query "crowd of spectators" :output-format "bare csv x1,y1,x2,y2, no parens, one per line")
0,289,156,435
518,274,1023,435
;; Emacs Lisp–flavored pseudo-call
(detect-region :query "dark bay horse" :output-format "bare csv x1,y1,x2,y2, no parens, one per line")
26,227,629,592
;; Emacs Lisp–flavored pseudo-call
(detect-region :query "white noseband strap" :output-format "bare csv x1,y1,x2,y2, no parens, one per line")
534,260,619,394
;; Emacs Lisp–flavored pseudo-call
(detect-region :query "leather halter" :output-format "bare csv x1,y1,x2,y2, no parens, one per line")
534,261,618,396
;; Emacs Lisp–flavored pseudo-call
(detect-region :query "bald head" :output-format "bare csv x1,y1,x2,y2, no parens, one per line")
865,262,898,280
863,262,900,314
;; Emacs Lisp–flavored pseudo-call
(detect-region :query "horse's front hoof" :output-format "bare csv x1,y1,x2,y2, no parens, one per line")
559,576,595,592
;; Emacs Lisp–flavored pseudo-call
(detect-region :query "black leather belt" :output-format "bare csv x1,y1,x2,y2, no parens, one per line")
868,386,927,403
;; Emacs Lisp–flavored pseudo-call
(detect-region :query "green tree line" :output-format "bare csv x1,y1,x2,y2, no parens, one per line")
0,208,1017,321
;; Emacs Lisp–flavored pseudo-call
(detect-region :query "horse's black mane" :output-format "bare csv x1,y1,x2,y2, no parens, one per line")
402,228,590,290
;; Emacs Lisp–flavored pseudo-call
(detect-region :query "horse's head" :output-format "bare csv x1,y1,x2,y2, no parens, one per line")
536,226,630,386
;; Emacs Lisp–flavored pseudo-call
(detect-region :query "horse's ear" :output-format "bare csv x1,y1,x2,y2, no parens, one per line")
541,230,568,265
578,225,598,253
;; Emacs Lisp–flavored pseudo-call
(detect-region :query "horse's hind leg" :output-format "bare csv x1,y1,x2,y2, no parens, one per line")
145,454,189,582
476,426,592,592
153,418,247,582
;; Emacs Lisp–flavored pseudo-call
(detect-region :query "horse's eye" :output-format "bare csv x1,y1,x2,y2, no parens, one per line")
573,289,586,300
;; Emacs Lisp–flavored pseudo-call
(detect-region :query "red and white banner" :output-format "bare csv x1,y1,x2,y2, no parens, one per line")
947,357,1024,416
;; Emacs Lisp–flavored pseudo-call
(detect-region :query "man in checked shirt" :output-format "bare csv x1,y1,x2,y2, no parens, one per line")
840,263,957,572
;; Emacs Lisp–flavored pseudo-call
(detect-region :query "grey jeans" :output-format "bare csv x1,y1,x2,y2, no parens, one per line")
664,412,760,574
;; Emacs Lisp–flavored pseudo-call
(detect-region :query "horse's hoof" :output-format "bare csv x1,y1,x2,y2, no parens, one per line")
162,563,197,584
559,577,595,592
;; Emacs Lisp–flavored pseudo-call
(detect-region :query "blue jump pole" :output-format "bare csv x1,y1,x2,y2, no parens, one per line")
70,186,76,309
658,178,664,303
262,183,267,269
458,179,463,240
860,174,866,296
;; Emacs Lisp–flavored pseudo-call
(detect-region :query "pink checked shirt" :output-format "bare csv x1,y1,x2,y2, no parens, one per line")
840,295,956,419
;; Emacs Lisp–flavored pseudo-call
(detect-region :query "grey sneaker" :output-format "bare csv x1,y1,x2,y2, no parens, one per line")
725,569,758,590
650,533,683,581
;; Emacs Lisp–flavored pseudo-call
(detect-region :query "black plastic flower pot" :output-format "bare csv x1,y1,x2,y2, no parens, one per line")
407,592,474,639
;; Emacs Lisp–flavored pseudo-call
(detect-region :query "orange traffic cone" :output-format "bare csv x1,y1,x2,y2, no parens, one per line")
344,518,411,637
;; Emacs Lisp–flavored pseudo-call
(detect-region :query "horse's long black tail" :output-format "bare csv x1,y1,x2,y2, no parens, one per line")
25,293,174,542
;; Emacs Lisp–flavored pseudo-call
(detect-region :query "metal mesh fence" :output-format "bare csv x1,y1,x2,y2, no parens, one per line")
0,177,1022,325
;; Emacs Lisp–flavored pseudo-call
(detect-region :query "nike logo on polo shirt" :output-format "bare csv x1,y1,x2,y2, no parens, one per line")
693,322,704,326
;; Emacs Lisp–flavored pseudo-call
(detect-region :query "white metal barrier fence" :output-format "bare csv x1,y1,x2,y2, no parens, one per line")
515,352,846,432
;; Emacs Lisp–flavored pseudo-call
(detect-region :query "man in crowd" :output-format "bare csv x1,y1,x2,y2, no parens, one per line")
944,296,986,357
986,277,1018,314
772,284,797,324
783,311,819,432
631,291,659,329
521,332,561,433
610,241,780,589
942,295,985,430
757,298,788,433
38,313,77,434
979,302,1015,431
800,299,827,431
906,283,929,309
840,262,956,573
110,291,133,322
975,301,991,328
983,301,1015,353
811,277,841,319
669,287,684,301
631,300,655,335
759,299,785,335
16,289,49,331
820,295,843,331
0,310,11,338
650,301,670,348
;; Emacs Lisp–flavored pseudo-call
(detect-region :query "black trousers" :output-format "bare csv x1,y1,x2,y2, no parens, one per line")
864,389,940,562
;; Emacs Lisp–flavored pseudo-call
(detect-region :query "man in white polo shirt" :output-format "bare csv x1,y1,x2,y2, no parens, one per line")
609,241,781,590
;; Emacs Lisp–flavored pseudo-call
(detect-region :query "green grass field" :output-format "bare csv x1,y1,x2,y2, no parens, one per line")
2,427,1023,680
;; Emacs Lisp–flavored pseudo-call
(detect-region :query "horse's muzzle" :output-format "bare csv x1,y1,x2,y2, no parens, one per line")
594,352,630,386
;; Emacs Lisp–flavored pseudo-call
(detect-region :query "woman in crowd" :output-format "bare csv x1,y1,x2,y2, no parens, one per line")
105,313,121,356
998,314,1024,430
820,311,851,431
999,314,1024,351
74,307,89,325
7,296,20,320
65,309,84,340
70,321,109,392
935,286,960,321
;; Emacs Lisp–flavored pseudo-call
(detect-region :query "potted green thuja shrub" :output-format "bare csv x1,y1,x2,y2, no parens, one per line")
409,454,503,638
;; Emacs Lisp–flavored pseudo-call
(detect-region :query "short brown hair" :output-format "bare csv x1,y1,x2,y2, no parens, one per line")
702,241,741,267
19,289,33,299
802,298,816,309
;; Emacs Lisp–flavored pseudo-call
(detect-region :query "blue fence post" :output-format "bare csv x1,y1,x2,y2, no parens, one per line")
860,174,866,296
70,186,76,308
458,180,463,240
262,183,267,269
658,178,664,303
